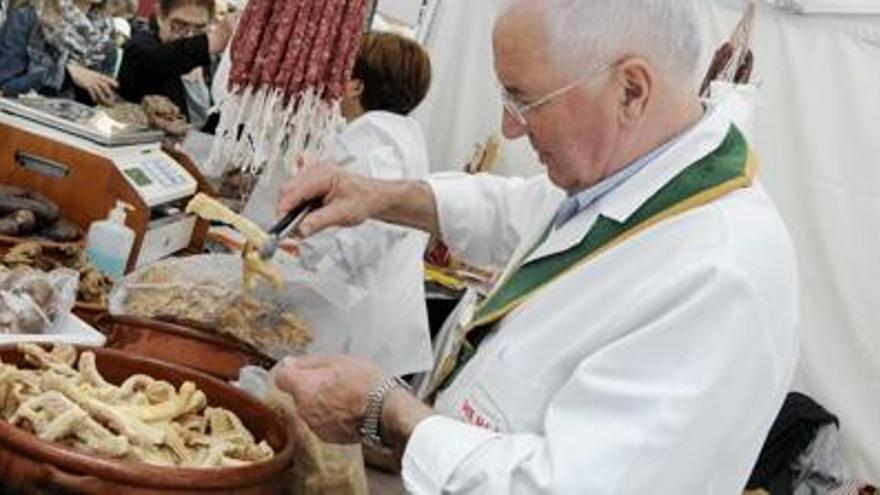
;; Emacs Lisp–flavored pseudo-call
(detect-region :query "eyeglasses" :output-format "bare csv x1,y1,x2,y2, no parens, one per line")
168,18,209,37
500,61,616,126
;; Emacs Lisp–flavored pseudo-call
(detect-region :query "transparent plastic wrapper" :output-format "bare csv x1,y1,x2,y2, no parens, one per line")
0,265,79,335
236,365,368,495
108,254,367,359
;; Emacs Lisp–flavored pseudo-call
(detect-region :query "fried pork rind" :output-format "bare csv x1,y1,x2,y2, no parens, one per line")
0,343,274,468
110,257,311,357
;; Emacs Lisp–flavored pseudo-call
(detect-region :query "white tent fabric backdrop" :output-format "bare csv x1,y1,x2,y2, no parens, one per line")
415,0,880,481
702,1,880,481
772,0,880,14
413,0,539,176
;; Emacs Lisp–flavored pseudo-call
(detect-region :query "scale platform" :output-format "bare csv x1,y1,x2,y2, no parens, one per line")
0,95,164,147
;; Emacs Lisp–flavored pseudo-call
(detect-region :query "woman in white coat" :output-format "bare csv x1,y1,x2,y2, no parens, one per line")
244,32,435,377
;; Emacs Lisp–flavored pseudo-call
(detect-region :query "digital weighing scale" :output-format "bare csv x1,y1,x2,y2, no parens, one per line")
0,95,211,271
0,95,164,147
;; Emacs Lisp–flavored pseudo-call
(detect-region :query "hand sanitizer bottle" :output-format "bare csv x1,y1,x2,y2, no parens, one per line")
86,201,136,279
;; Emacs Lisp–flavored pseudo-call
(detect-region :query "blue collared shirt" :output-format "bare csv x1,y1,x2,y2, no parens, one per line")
553,134,687,229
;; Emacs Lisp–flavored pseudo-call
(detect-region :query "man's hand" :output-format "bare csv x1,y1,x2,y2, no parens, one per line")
274,355,383,444
67,63,118,105
277,157,441,238
274,355,433,451
277,158,387,237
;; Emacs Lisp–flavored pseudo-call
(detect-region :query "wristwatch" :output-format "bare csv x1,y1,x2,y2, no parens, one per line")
360,375,411,449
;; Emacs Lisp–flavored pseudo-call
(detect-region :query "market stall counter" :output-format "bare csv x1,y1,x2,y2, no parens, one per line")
0,95,212,274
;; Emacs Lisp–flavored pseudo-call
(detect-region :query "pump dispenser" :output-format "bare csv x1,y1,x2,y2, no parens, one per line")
86,201,136,279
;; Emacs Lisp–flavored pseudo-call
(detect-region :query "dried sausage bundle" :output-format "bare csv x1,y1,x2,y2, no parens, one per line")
699,0,756,98
208,0,371,179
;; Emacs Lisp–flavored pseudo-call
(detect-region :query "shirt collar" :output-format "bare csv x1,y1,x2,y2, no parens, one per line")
554,130,682,228
599,95,744,223
522,94,745,265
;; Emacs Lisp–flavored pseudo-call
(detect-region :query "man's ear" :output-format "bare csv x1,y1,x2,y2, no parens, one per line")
615,58,653,127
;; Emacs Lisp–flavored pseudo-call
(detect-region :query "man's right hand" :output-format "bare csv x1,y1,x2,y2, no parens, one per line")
67,63,118,105
277,157,442,238
277,158,383,238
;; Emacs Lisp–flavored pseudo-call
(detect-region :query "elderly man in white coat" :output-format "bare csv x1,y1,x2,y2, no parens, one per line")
274,0,800,493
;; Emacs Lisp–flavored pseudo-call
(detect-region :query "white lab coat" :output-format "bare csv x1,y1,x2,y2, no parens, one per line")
244,112,434,376
402,96,800,494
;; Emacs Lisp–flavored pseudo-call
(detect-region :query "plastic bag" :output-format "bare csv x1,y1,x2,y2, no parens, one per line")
109,254,367,359
236,365,368,495
0,265,79,335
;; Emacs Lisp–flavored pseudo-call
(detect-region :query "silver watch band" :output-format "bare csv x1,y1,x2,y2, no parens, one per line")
360,375,410,449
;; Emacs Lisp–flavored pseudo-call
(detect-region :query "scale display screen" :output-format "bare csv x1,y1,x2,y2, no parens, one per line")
124,168,153,187
118,151,198,207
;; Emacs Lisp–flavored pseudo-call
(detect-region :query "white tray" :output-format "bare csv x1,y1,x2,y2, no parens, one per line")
0,313,106,347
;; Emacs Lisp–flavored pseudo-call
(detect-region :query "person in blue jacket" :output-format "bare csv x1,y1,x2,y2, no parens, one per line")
0,0,118,105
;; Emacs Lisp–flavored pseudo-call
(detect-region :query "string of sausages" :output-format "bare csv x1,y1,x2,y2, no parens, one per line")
209,0,371,177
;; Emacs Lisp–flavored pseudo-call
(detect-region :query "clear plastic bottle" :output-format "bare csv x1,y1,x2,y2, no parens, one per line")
86,201,135,279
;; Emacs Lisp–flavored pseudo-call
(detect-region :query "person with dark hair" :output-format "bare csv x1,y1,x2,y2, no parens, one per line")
345,31,433,118
116,0,235,129
0,0,119,104
240,31,435,378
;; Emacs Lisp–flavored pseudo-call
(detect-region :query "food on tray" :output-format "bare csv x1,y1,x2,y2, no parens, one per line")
186,193,283,291
0,265,77,334
119,264,310,354
242,242,283,292
101,95,190,137
39,219,81,243
0,343,275,468
0,210,37,237
142,95,190,136
101,102,150,128
0,185,80,242
4,242,113,306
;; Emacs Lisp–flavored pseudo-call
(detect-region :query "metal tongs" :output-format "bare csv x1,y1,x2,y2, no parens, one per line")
258,197,323,260
259,154,355,260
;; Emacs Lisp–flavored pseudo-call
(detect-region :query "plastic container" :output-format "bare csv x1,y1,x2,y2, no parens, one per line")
86,201,135,279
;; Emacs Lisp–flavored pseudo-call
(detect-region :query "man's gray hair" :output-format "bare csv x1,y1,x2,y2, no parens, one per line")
506,0,703,82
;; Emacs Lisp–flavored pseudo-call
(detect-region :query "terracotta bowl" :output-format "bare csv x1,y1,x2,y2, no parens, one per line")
73,302,108,327
0,344,295,495
95,314,276,380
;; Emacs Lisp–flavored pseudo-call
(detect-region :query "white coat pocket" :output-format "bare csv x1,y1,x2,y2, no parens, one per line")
462,354,550,434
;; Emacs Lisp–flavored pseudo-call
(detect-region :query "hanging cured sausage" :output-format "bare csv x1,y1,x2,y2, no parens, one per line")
209,0,372,178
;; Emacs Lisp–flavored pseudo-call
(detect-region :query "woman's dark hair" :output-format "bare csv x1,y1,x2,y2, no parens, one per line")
158,0,215,18
351,32,432,116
